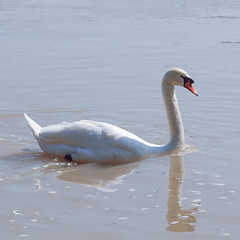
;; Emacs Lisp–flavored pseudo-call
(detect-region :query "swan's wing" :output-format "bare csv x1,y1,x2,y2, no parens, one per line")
96,121,150,153
38,120,103,146
38,120,148,152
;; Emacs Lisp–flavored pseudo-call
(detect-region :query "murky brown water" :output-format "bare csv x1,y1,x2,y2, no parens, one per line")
1,0,240,239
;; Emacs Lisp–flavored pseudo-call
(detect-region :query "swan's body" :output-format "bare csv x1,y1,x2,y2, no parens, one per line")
24,68,198,163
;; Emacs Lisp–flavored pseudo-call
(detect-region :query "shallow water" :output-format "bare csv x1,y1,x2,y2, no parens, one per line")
1,0,240,239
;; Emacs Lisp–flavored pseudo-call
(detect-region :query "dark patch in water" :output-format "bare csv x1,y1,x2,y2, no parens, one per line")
221,41,240,44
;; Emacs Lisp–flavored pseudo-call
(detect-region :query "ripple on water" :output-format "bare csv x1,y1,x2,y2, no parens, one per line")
170,144,199,157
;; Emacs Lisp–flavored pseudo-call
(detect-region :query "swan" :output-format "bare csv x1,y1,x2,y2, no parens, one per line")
24,68,198,163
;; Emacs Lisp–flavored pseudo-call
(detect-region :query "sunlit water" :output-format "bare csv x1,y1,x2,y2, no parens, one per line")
1,0,240,239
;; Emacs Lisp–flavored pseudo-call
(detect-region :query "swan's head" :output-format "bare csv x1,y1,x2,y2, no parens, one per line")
164,68,198,96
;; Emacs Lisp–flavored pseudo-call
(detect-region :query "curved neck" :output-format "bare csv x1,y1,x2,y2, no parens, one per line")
161,79,184,151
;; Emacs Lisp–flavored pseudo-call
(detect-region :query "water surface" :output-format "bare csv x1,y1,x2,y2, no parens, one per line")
1,0,240,239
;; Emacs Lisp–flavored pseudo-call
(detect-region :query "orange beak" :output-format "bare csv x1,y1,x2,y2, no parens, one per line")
184,79,198,96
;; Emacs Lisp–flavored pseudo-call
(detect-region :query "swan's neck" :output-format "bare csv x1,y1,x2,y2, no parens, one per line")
161,79,184,151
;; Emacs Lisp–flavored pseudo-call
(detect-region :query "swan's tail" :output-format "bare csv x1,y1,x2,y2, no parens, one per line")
24,114,42,137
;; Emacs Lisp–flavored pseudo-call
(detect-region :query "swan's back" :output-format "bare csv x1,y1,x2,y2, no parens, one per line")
40,120,146,146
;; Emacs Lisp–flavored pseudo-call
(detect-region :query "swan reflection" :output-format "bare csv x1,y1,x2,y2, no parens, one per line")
41,152,198,231
166,154,197,232
46,161,138,191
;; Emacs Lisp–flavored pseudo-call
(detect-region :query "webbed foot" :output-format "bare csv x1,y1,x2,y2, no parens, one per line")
64,154,72,162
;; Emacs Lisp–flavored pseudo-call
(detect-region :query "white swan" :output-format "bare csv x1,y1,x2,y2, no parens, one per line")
24,68,198,163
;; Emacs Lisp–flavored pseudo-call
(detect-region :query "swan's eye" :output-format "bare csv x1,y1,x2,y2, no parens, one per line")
181,76,194,85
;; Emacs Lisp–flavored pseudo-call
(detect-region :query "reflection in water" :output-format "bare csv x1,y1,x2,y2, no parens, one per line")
166,154,197,232
45,162,138,192
40,152,198,230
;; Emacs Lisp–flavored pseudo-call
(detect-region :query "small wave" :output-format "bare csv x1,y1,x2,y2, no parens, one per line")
42,160,78,173
208,16,240,19
170,144,199,157
221,41,240,44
